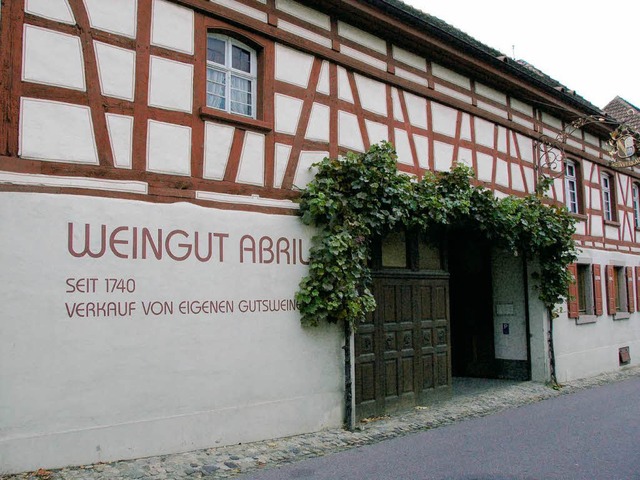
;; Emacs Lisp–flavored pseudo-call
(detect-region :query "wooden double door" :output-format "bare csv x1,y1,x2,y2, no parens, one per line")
355,273,450,419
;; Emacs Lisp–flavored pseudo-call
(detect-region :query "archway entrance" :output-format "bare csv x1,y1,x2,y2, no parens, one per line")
448,234,497,378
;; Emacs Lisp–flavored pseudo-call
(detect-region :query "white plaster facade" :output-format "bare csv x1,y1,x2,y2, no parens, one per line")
0,193,343,473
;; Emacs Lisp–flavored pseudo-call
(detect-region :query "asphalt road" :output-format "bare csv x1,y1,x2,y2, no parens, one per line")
238,377,640,480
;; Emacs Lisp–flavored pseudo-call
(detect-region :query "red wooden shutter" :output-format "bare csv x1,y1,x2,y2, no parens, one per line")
626,267,635,313
567,263,579,319
606,265,616,315
635,266,640,312
593,264,603,316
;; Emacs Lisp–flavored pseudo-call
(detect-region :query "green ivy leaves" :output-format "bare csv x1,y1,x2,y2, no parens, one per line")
296,142,577,327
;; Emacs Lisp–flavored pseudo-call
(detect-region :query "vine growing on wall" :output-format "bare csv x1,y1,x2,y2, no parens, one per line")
295,142,577,328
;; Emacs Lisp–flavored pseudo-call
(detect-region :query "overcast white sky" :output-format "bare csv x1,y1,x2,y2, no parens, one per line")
400,0,640,110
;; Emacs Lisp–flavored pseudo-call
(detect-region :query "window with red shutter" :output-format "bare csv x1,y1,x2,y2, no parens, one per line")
593,264,603,316
567,263,579,319
606,265,616,314
626,266,635,313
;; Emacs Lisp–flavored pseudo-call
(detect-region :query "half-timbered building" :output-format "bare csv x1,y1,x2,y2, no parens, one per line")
1,0,639,473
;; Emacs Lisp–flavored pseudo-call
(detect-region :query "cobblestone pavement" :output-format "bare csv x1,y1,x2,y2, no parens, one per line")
4,366,640,480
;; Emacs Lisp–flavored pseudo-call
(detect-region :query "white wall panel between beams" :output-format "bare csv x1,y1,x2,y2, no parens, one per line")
393,129,412,166
414,135,429,169
495,159,509,188
0,172,147,194
434,84,472,104
105,114,134,169
474,117,495,148
337,67,353,103
148,56,194,113
151,0,194,55
515,134,534,163
433,141,453,172
392,45,426,71
337,21,386,55
339,45,386,71
365,120,388,145
404,92,427,130
338,111,364,152
431,103,457,137
394,67,428,87
511,98,533,116
591,187,601,211
510,164,525,192
203,122,235,180
146,120,192,175
590,215,603,237
391,88,403,121
553,177,564,203
354,74,387,116
460,113,472,141
275,0,330,30
25,0,75,24
278,21,331,48
457,147,473,169
22,25,85,91
275,45,314,88
294,151,326,189
213,0,267,22
497,127,508,153
195,191,299,209
19,98,98,164
305,103,330,142
275,94,303,135
274,143,292,189
475,82,507,105
83,0,137,38
431,63,470,89
476,152,493,183
316,61,330,95
94,41,136,101
236,132,265,186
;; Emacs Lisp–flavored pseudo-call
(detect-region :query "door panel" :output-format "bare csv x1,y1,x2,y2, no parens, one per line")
355,275,450,419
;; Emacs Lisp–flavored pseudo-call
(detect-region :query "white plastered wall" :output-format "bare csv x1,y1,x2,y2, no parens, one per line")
0,193,344,474
492,251,528,362
492,253,550,382
553,248,640,382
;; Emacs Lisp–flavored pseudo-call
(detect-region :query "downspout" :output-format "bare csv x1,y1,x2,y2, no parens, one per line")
522,254,532,381
343,320,354,430
547,308,558,386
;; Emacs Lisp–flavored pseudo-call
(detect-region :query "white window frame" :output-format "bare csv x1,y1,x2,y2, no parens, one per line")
564,160,579,214
206,33,257,118
576,263,594,315
601,173,614,222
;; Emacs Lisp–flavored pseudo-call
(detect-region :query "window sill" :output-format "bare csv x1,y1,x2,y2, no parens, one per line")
604,219,621,227
199,106,272,132
575,314,597,325
569,212,588,222
614,311,631,320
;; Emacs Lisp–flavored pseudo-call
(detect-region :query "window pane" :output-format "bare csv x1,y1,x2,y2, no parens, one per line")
230,75,252,116
577,264,588,313
381,231,407,268
232,45,251,72
206,68,226,109
207,37,226,65
418,238,441,270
